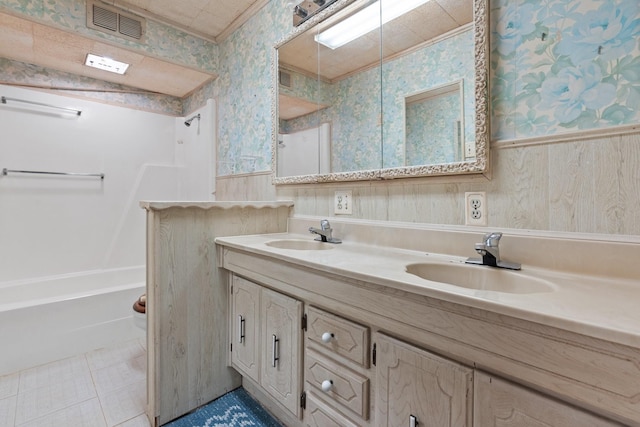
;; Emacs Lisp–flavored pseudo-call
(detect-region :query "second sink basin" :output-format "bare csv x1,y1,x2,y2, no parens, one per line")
405,262,555,294
265,239,335,251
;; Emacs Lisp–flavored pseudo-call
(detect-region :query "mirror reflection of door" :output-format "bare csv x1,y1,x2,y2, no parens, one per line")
405,80,468,166
277,123,331,177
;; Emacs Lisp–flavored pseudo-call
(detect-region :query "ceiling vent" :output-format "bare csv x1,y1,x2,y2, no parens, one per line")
279,70,292,88
87,1,145,42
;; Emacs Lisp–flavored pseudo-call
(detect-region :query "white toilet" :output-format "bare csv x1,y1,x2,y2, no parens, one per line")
133,294,147,331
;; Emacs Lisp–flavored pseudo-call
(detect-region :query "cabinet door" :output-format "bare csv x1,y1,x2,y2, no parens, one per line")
474,372,623,426
231,276,261,383
376,333,472,427
261,287,304,417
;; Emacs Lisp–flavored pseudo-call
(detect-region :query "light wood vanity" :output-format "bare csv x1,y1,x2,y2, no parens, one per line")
216,217,640,427
142,204,639,426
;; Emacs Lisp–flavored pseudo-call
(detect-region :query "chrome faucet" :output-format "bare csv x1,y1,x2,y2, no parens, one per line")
309,219,341,243
466,232,521,270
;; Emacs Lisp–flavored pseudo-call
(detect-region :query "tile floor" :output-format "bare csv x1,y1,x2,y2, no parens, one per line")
0,339,151,427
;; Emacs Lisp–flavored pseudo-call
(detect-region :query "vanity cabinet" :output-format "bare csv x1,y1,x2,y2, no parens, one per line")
376,333,473,427
217,234,640,427
474,372,623,426
230,274,304,418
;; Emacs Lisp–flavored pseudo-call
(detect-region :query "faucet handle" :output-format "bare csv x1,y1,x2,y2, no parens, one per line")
483,232,502,247
320,219,331,230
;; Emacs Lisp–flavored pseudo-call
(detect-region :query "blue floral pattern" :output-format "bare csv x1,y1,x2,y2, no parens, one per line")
406,92,462,165
491,0,640,140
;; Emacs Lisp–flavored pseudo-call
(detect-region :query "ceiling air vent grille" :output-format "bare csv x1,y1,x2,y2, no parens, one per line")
87,1,145,42
92,5,117,31
279,70,292,88
119,15,143,40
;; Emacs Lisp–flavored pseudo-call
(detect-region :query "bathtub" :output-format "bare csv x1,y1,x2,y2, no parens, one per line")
0,266,146,376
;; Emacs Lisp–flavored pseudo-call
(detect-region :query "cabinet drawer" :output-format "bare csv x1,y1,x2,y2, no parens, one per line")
305,392,360,427
307,306,370,367
305,351,369,420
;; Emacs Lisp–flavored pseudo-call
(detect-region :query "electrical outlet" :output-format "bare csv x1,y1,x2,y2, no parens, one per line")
334,190,353,215
465,192,486,226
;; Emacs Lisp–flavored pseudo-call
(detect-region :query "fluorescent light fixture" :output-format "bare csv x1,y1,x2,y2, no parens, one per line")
315,0,431,49
84,53,130,74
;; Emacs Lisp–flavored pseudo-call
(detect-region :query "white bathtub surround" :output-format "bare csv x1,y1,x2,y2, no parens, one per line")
0,85,215,375
0,85,215,283
0,339,150,427
0,267,145,376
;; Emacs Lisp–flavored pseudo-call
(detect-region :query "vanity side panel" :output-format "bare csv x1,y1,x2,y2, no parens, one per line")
145,208,159,427
148,205,290,425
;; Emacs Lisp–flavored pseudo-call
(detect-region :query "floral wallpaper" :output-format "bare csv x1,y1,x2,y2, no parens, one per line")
406,91,462,165
213,2,291,175
490,0,640,140
381,31,475,168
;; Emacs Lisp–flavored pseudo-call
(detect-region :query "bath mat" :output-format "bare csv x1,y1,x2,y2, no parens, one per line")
163,388,284,427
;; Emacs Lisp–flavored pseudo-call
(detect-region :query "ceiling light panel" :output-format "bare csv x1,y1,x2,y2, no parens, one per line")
315,0,431,49
84,53,130,74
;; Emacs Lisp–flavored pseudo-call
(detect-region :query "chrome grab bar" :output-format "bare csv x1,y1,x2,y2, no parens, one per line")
2,96,82,116
2,168,104,180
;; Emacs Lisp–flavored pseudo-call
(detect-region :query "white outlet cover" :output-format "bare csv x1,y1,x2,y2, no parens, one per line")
334,190,352,215
465,191,486,226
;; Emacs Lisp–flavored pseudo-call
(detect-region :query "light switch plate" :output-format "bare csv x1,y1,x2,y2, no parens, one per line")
334,190,352,215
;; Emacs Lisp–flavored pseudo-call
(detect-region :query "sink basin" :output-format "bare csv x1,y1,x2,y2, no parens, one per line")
265,239,335,251
405,262,555,294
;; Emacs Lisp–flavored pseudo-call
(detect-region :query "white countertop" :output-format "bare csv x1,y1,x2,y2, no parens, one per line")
216,232,640,349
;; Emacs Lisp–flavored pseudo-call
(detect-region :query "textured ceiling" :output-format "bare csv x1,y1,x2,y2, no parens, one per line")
279,0,473,82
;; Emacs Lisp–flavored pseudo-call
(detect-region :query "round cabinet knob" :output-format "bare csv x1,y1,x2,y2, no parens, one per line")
321,332,334,343
321,380,333,392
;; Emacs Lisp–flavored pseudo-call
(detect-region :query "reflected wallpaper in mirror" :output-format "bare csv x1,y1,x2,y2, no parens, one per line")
381,30,475,169
405,81,466,166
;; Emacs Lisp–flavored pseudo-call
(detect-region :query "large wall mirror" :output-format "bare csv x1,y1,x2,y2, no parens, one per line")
273,0,489,184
